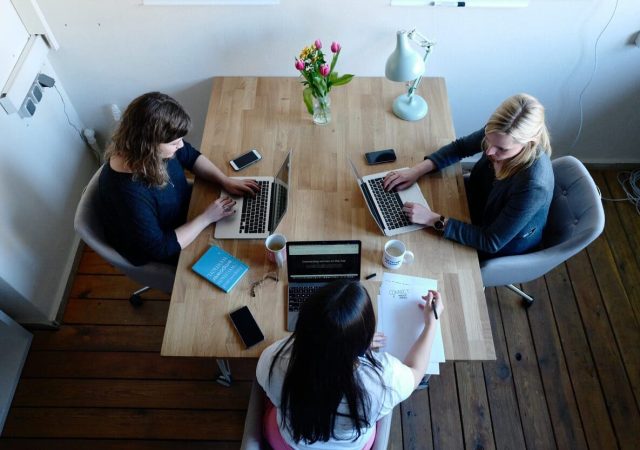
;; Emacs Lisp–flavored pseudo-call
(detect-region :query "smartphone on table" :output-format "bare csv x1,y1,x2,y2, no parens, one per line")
365,149,397,165
229,306,265,349
230,149,262,171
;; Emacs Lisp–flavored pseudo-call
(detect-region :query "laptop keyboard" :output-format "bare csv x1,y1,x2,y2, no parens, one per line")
288,285,323,312
239,180,270,234
368,177,412,230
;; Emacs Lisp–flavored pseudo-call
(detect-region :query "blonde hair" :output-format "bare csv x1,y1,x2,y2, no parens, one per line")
483,93,552,180
105,92,191,186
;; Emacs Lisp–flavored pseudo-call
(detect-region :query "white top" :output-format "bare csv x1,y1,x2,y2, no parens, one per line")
256,338,415,450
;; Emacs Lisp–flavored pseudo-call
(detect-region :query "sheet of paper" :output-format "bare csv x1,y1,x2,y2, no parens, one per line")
377,272,445,374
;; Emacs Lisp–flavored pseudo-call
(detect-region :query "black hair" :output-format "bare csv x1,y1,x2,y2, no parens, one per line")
269,280,382,444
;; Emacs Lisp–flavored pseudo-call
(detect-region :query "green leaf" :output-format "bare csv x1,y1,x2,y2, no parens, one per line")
332,74,355,86
303,87,314,115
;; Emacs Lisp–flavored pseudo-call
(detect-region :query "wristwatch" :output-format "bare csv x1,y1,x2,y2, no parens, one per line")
433,215,446,233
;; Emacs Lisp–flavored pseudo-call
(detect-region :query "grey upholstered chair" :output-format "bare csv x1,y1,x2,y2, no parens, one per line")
481,155,605,306
74,166,176,305
240,380,393,450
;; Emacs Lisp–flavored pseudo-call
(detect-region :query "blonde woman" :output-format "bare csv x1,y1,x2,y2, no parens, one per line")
384,93,554,259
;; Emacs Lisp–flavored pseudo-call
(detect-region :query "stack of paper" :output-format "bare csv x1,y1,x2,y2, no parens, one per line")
377,272,445,375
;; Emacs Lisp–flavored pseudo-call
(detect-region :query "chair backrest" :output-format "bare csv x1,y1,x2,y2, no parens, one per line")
481,156,605,287
240,380,392,450
73,166,175,294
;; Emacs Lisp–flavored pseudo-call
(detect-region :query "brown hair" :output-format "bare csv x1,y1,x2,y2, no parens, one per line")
105,92,191,186
483,93,552,180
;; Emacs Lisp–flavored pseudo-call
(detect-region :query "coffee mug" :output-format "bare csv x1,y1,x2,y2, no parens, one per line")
382,239,414,270
265,233,287,267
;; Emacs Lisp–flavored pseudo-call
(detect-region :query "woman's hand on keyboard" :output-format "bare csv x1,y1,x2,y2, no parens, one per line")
205,197,237,223
223,177,261,196
403,202,439,226
383,168,420,192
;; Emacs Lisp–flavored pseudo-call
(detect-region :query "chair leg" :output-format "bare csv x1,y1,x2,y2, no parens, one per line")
505,284,534,307
216,358,233,387
129,286,150,307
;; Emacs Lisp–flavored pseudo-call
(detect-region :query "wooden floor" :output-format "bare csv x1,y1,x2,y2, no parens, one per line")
1,169,639,449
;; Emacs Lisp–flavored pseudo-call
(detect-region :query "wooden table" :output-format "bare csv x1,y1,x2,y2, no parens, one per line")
161,77,496,361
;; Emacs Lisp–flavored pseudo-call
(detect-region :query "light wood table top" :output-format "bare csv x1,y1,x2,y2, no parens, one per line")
161,77,496,361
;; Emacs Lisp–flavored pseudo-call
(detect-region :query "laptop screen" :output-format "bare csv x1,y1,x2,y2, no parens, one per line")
286,241,361,282
268,151,290,232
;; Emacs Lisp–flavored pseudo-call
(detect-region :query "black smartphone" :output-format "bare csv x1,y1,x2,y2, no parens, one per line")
230,149,262,171
365,149,397,165
229,306,265,349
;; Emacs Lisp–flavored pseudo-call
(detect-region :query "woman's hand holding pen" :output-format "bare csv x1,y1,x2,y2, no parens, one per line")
419,290,444,329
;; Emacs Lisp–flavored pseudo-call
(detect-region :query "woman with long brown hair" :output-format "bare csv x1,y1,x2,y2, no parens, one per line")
99,91,258,265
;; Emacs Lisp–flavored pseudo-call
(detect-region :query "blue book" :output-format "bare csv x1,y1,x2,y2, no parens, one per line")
192,246,249,293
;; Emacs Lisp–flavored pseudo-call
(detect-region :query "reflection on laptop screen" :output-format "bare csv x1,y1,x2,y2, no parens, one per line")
268,153,290,232
288,242,360,280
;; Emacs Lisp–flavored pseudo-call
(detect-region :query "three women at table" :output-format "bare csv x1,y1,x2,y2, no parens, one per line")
384,93,554,259
99,91,259,266
257,280,444,450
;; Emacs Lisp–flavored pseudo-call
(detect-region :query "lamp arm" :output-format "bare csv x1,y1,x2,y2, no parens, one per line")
407,44,434,99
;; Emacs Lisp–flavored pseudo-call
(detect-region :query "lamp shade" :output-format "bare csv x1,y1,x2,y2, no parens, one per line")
385,31,425,82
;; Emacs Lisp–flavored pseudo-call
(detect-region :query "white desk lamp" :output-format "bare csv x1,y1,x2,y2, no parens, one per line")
385,29,436,121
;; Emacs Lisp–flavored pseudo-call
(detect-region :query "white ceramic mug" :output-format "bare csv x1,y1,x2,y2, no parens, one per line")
265,233,287,267
382,239,414,270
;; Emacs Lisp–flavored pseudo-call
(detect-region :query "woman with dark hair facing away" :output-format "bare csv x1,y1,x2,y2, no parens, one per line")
256,280,444,449
383,93,554,259
99,91,259,266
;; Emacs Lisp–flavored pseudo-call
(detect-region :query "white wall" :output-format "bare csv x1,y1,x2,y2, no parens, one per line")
37,0,640,163
0,60,97,323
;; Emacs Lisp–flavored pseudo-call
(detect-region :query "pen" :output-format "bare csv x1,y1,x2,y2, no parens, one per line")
432,301,439,320
365,273,376,280
433,1,466,6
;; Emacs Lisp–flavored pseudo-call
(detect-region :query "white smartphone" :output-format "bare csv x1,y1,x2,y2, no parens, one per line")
230,149,262,171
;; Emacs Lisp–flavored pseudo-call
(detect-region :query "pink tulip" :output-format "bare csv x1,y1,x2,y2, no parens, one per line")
331,41,341,53
319,64,330,77
314,39,322,50
294,59,305,71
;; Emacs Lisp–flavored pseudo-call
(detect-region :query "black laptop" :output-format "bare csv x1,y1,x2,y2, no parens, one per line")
286,240,361,331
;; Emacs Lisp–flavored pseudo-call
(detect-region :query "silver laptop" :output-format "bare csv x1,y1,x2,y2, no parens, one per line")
348,159,428,236
214,151,291,239
286,240,361,331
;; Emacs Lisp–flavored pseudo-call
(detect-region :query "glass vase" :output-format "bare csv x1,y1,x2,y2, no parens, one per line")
312,94,331,125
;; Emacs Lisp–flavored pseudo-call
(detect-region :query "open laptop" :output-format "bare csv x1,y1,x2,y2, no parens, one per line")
286,240,361,331
348,159,428,236
214,151,291,239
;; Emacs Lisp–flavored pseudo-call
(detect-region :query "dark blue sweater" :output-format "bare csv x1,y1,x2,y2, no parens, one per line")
98,142,201,266
427,129,554,259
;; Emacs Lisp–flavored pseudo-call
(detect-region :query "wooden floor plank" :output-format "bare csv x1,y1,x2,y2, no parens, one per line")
388,406,405,450
76,250,122,275
566,250,640,449
69,274,169,300
12,379,251,409
545,264,618,449
586,236,640,409
30,325,164,352
522,277,588,449
496,286,556,449
400,389,433,450
481,288,527,450
590,171,640,322
455,362,496,450
63,298,169,325
603,170,640,270
22,351,257,381
2,408,246,440
427,363,464,449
